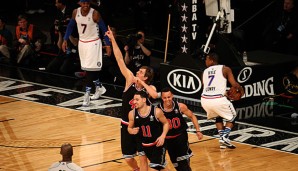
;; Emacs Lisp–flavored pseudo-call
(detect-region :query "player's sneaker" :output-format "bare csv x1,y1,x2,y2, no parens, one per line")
82,92,90,106
220,142,227,149
91,86,106,100
219,136,236,149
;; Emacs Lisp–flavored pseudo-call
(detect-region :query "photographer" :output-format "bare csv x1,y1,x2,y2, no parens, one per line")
124,30,151,74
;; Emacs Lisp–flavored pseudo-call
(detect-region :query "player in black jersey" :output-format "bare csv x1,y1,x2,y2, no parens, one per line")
158,87,203,171
106,26,158,171
128,91,169,171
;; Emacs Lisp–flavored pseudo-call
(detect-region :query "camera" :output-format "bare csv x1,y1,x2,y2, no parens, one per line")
126,33,142,49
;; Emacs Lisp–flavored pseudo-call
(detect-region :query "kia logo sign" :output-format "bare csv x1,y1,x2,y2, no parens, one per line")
167,69,202,94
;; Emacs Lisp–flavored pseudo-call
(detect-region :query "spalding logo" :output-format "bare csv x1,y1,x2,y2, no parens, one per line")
167,69,202,94
237,67,252,83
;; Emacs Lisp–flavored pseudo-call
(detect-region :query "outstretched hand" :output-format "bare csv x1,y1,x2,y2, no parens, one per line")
105,26,114,41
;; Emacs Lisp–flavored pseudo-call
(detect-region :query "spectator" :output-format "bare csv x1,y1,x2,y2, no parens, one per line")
46,30,80,74
14,14,47,66
50,0,74,49
124,30,151,75
158,87,203,171
128,91,170,171
0,16,13,62
46,0,80,75
262,0,298,55
48,143,83,171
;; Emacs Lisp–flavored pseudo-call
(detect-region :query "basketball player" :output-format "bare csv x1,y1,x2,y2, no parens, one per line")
201,53,244,149
48,143,83,171
62,0,111,106
158,87,203,171
106,27,158,170
128,91,169,171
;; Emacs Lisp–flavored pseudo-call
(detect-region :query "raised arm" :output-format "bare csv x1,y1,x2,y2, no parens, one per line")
105,26,134,83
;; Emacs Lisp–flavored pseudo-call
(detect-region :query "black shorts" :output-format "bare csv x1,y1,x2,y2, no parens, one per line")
121,124,144,158
143,145,167,169
166,132,193,164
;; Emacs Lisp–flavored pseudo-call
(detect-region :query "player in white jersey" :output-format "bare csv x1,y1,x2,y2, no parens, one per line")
62,0,111,106
48,143,83,171
201,53,244,149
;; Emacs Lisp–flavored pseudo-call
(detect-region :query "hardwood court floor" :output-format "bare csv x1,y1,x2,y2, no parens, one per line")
1,96,297,171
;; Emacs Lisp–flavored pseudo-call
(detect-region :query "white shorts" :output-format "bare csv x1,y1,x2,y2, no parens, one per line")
78,38,102,71
201,96,237,121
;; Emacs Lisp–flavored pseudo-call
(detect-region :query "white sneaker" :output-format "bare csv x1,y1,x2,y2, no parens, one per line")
219,136,236,149
91,86,106,100
82,92,90,106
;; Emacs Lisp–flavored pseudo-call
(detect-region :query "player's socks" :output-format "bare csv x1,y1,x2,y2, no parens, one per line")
82,87,91,106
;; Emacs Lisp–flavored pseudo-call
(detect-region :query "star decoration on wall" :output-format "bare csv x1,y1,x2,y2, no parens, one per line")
181,35,188,43
181,24,188,33
181,14,188,22
181,3,188,12
181,45,188,53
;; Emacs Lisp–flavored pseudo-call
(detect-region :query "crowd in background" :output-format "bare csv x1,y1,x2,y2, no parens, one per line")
0,0,297,86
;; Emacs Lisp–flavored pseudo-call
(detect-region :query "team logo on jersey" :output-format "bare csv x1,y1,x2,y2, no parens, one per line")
150,115,154,121
97,62,102,67
174,109,179,114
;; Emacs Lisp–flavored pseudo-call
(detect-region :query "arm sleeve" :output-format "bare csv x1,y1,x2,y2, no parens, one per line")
63,18,76,41
98,19,111,46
